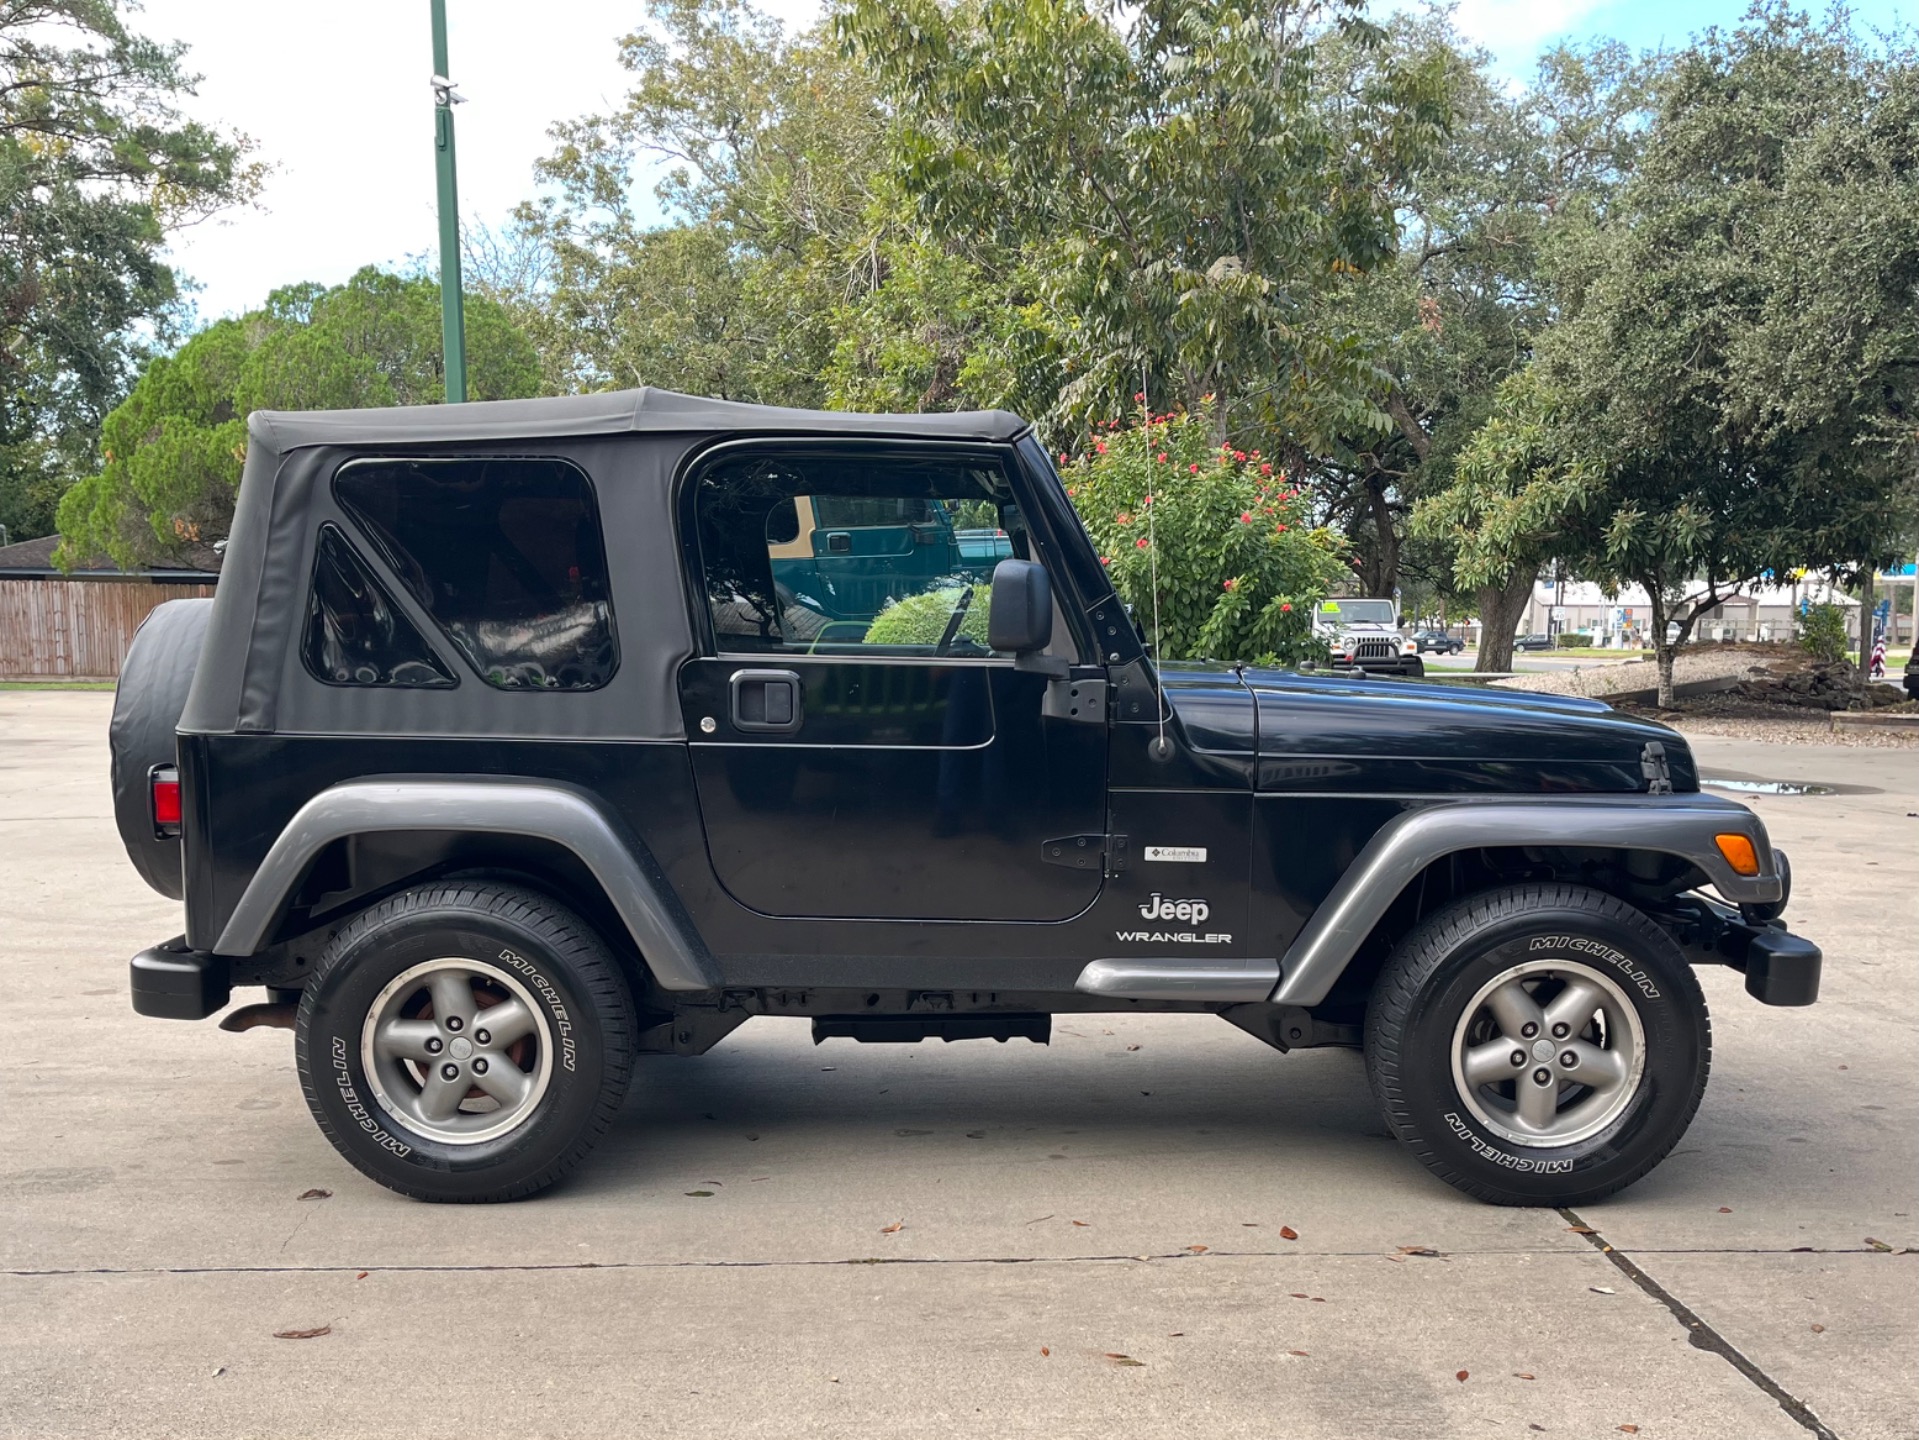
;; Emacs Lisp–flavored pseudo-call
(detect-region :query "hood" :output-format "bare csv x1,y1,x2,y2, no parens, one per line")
1158,663,1695,795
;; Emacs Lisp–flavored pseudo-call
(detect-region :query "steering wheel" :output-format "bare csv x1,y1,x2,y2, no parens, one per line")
934,586,976,657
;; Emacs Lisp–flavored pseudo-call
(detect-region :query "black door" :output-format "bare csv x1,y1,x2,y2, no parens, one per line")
677,444,1107,922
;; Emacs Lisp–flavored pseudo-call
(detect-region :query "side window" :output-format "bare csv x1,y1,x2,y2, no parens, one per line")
303,524,457,688
694,452,1024,656
333,457,618,690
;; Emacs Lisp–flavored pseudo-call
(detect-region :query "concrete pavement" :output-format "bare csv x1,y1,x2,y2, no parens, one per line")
1,693,1912,1438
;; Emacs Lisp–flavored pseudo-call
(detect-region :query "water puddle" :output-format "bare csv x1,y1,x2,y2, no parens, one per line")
1701,777,1837,797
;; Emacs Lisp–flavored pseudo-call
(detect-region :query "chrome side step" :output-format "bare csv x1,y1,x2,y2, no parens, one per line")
1074,958,1280,1003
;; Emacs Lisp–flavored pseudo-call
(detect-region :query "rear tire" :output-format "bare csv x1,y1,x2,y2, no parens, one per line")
295,882,636,1202
1365,883,1710,1206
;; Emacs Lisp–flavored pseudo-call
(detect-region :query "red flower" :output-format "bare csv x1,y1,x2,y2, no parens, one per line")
1275,523,1288,532
1135,537,1150,549
1066,486,1077,497
1260,463,1273,476
1142,494,1153,506
1233,450,1246,462
1058,452,1069,464
1156,452,1168,463
1223,578,1237,591
1280,602,1292,613
1251,450,1262,459
1189,463,1200,474
1134,391,1145,403
1100,556,1112,567
1116,512,1131,525
1095,441,1107,454
1240,511,1253,524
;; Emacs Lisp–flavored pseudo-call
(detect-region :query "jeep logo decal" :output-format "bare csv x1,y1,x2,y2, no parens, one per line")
1139,893,1209,925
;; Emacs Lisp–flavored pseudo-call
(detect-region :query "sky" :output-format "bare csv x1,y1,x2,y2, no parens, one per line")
147,0,1911,325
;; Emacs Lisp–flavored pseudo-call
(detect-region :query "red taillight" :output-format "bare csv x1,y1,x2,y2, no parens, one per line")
150,766,182,832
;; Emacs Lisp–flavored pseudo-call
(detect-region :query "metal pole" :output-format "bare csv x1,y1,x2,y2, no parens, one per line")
430,0,468,404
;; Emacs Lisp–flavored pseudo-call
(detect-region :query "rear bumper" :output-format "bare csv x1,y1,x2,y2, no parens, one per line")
131,939,230,1019
1660,895,1822,1006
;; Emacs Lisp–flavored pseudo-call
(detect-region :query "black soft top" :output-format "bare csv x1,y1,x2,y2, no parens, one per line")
182,389,1035,743
247,388,1030,457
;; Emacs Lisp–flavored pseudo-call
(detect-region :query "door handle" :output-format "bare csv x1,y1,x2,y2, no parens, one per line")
729,668,803,734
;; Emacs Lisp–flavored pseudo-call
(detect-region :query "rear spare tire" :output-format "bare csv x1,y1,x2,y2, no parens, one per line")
109,597,214,899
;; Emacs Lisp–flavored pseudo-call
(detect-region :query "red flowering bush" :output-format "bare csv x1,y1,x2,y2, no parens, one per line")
1059,408,1344,664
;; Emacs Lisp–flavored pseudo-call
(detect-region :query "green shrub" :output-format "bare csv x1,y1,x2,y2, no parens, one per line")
1798,603,1850,665
1556,633,1593,648
1060,407,1347,664
863,584,993,648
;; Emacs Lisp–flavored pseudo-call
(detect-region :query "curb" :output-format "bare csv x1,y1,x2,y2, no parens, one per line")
1831,711,1919,730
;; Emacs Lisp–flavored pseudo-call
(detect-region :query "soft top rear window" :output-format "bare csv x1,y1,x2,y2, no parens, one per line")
333,456,618,691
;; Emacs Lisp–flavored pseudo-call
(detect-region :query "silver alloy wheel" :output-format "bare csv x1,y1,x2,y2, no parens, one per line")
360,957,554,1145
1449,958,1647,1148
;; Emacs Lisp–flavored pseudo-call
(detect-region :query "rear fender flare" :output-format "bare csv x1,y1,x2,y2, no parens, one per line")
213,780,720,992
1271,797,1783,1007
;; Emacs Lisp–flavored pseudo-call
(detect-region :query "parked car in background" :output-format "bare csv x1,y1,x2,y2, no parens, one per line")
1413,629,1464,655
1514,634,1554,651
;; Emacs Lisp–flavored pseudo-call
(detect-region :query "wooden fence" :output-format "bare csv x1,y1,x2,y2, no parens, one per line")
0,578,216,679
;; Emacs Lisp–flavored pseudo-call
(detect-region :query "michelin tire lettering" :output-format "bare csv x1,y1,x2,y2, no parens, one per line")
1527,935,1661,999
1444,1112,1574,1175
331,1035,412,1156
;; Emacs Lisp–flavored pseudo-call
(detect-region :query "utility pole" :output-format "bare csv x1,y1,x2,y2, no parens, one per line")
430,0,468,404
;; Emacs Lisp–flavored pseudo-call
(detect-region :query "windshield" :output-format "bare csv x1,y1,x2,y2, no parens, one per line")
1318,599,1397,627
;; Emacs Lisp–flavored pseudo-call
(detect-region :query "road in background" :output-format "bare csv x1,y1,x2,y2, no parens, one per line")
1,694,1911,1439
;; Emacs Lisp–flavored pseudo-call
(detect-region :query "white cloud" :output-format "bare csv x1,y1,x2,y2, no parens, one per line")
147,0,822,322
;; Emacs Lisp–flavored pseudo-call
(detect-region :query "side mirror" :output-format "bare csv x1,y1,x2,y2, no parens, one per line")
988,558,1054,655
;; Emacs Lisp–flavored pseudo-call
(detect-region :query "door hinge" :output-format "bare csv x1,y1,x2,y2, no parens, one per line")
1041,832,1128,876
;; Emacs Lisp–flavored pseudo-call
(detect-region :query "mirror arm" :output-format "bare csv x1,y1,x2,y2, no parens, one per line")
1015,651,1071,679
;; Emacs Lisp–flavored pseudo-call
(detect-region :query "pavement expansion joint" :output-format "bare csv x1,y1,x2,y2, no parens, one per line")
1558,1206,1842,1440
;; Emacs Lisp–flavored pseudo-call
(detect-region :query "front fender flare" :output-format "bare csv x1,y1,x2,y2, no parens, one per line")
1271,795,1783,1007
212,779,721,992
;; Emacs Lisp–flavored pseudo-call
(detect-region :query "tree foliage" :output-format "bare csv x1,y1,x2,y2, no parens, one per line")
55,269,541,569
1062,406,1346,662
1,0,260,541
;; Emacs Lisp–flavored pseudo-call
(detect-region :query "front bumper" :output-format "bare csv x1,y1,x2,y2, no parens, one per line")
1659,894,1822,1006
131,939,230,1019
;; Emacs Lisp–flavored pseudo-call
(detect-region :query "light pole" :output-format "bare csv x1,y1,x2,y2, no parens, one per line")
430,0,468,404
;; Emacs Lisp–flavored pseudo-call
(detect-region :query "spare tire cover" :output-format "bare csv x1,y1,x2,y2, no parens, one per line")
110,598,214,899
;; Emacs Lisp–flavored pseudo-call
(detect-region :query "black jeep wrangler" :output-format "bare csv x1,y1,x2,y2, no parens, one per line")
111,390,1821,1205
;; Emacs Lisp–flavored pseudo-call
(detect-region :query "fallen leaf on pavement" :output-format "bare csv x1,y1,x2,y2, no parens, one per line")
1590,1286,1617,1294
1810,1324,1826,1333
1288,1349,1309,1357
1456,1370,1470,1382
1040,1347,1050,1357
354,1271,368,1280
1717,1206,1732,1214
273,1326,330,1341
1126,1044,1141,1051
1397,1245,1439,1257
1619,1427,1640,1434
1168,1332,1184,1337
1025,1214,1055,1225
880,1220,904,1234
684,1190,714,1198
1279,1226,1299,1240
1566,1225,1595,1234
1072,1220,1091,1227
296,1189,331,1201
1186,1244,1208,1254
1865,1238,1893,1252
1242,1222,1259,1227
1104,1353,1145,1366
1290,1292,1309,1299
1530,1427,1546,1434
1514,1372,1535,1380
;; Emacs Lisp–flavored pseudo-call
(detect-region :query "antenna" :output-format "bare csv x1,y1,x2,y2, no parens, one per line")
1141,369,1172,761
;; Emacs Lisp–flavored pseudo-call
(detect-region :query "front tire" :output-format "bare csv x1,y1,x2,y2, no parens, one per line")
295,882,637,1202
1365,883,1710,1206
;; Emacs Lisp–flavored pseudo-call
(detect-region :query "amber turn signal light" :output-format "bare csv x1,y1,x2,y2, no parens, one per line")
1714,833,1760,877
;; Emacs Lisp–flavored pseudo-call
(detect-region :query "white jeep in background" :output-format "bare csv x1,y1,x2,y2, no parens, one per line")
1312,597,1424,678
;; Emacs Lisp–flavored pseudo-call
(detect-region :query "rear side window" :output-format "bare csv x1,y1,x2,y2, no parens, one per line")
303,524,457,688
333,457,618,690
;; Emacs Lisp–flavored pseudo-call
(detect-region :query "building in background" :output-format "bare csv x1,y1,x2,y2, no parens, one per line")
1518,577,1866,648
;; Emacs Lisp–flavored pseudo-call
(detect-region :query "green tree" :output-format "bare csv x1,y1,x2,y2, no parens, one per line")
55,268,541,569
1,0,260,542
1429,5,1919,702
840,0,1450,448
